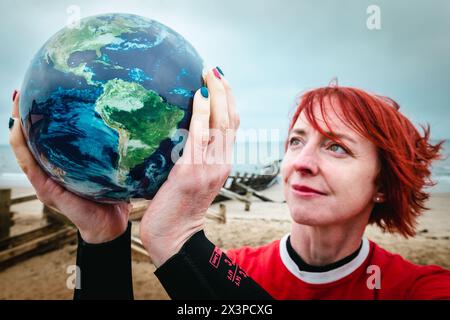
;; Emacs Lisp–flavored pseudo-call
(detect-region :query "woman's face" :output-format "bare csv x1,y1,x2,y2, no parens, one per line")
282,102,381,227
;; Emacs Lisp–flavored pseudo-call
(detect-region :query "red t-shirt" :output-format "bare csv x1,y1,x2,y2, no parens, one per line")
226,235,450,299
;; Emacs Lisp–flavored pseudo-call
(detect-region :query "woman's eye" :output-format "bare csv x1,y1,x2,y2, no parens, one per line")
328,143,348,154
289,137,302,146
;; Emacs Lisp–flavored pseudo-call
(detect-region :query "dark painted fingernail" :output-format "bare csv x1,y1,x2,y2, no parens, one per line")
216,66,225,76
9,117,15,130
12,90,18,102
213,68,221,80
200,86,209,98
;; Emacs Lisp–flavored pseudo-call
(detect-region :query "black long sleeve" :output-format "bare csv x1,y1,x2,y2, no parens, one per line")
154,230,273,300
74,222,134,300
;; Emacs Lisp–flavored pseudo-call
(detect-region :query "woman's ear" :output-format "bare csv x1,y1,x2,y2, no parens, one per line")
374,170,386,203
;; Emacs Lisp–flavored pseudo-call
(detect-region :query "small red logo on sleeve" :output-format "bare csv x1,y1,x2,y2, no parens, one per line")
209,246,222,268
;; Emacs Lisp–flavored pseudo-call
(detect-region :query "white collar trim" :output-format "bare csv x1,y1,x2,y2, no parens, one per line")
279,234,370,284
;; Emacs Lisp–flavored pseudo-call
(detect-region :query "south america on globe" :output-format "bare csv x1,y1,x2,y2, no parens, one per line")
19,13,203,202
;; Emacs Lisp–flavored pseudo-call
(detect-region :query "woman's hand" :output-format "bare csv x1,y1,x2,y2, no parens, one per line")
9,92,131,244
139,68,240,267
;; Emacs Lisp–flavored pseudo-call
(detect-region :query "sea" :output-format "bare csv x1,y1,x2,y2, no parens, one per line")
1,140,449,192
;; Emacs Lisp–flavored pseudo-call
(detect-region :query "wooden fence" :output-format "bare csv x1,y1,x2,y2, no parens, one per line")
0,188,228,270
0,167,278,270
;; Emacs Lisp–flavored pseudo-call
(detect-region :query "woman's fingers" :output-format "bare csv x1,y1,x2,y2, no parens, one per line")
11,91,19,118
221,76,240,131
178,67,238,172
205,68,229,133
204,68,237,167
178,86,211,165
219,76,239,163
9,93,53,195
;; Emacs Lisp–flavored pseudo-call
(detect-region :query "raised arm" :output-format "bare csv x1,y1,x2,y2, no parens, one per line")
9,91,133,299
139,68,272,299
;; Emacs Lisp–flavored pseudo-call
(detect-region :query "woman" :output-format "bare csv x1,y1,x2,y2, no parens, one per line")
9,68,450,299
220,87,450,299
145,78,450,300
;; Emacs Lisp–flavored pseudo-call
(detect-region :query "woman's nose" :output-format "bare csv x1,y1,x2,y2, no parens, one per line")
292,144,319,176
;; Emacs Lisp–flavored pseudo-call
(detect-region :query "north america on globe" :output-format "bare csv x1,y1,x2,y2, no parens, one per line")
19,13,203,202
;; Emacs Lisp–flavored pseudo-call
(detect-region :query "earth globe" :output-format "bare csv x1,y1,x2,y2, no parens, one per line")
19,13,203,203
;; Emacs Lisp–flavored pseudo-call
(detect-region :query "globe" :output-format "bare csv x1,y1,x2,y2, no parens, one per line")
19,13,203,203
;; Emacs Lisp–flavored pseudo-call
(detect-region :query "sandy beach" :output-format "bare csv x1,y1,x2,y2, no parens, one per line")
0,182,449,300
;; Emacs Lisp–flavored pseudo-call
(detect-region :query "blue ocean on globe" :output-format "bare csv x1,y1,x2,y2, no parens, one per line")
19,13,203,202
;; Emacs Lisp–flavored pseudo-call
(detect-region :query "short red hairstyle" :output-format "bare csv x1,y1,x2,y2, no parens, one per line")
285,86,444,237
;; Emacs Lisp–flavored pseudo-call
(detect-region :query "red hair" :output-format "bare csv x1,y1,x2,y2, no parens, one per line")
285,86,444,237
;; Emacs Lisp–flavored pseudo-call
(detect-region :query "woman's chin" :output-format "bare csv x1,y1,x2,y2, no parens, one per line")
289,206,338,226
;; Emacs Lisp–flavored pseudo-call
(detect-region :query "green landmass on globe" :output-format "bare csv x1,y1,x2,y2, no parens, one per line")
95,79,185,183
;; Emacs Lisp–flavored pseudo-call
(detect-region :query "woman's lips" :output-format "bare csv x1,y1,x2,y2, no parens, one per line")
291,184,327,197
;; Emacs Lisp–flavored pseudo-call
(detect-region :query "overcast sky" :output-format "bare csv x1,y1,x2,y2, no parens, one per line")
0,0,449,145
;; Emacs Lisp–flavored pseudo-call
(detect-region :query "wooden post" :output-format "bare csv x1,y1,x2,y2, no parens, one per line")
219,203,226,224
245,191,251,211
236,172,241,184
243,173,249,184
205,204,227,224
0,189,12,240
